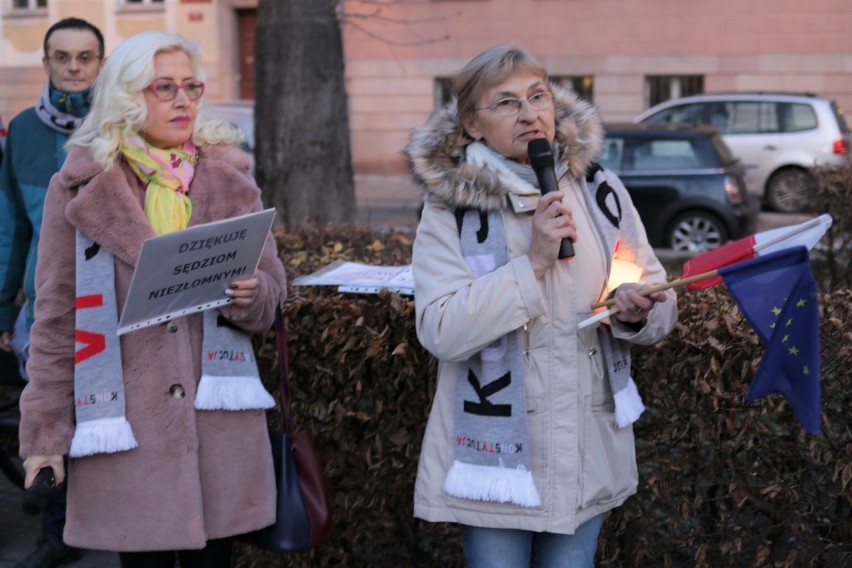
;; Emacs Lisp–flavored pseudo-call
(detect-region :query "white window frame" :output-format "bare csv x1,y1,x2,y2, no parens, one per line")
118,0,165,13
4,0,48,17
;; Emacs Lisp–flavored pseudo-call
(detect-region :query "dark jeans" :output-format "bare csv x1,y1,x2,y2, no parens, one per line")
118,538,232,568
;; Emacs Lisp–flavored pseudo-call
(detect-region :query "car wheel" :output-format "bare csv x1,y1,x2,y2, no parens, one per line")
766,168,813,213
666,211,728,254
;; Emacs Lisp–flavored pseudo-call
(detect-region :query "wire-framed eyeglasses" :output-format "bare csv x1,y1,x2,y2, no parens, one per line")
146,79,206,102
476,91,553,117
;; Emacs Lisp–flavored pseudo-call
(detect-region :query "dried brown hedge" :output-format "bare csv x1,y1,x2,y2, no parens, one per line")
236,226,851,568
810,164,852,289
598,286,852,567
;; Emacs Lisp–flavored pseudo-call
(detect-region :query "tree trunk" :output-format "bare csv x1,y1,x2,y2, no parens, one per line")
255,0,355,228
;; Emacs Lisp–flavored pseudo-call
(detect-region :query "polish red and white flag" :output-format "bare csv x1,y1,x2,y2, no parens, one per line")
681,213,832,290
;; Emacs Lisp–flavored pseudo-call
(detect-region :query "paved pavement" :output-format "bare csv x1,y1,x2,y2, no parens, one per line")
0,462,120,567
0,175,809,567
0,175,420,568
354,173,422,230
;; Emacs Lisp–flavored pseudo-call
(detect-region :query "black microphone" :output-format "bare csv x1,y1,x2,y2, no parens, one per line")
22,467,55,516
527,139,575,259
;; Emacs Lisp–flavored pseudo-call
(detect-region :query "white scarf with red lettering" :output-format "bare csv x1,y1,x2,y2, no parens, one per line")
70,225,274,458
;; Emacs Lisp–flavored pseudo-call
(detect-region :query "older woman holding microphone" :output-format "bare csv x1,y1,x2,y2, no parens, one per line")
18,31,286,568
406,45,677,567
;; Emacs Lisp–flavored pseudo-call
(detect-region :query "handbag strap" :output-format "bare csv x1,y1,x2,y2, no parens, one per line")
274,306,295,436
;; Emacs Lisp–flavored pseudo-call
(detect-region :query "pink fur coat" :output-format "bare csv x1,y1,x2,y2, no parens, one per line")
19,144,286,551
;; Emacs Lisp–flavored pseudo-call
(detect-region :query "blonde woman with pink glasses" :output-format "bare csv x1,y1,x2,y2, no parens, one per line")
18,31,286,568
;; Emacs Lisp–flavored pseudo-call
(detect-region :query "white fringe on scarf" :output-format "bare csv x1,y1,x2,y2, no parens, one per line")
69,417,139,458
195,375,276,411
613,377,646,429
442,460,542,507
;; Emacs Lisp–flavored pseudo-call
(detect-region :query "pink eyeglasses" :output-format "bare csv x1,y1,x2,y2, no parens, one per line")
146,79,206,102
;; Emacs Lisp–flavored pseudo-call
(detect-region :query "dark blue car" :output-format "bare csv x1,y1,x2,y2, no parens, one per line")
600,122,760,253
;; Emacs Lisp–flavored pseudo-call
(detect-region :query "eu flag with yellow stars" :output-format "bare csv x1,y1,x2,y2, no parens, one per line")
718,246,821,433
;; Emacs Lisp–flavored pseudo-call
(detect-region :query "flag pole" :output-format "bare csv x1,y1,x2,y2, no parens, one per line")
591,268,720,309
584,214,830,327
579,268,721,330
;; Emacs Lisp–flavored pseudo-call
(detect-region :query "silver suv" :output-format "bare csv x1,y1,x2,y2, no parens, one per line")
634,93,851,212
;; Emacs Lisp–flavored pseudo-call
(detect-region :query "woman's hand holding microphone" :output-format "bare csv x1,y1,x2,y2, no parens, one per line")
528,192,577,280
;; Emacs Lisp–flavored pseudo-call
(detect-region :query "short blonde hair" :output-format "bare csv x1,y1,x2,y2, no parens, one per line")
70,30,243,169
453,44,549,118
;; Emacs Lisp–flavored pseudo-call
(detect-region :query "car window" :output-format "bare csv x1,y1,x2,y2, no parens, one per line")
645,103,704,124
628,138,700,170
727,102,766,133
725,101,816,134
780,103,818,132
708,135,735,166
708,102,731,130
599,138,624,170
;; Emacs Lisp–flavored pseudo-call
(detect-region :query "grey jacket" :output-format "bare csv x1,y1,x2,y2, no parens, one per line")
406,88,677,533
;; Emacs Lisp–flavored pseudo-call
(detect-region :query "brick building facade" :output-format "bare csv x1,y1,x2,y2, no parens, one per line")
2,0,849,175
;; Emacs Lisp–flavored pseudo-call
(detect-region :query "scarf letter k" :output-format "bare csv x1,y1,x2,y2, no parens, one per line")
75,294,106,364
464,369,511,417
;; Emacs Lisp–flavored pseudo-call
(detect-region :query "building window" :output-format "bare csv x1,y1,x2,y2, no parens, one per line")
551,76,594,103
646,75,704,108
435,77,453,109
9,0,47,10
119,0,164,12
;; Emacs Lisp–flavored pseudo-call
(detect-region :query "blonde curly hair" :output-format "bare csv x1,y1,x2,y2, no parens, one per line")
70,30,244,169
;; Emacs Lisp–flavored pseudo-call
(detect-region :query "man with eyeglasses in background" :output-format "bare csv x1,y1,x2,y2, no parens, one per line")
0,17,104,568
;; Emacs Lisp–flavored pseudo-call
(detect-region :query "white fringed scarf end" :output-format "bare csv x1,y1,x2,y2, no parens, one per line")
194,374,275,410
69,417,139,458
442,460,542,507
614,377,646,428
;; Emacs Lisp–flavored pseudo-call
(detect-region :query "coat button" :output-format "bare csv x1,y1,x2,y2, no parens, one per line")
166,321,178,333
588,347,598,356
169,384,185,399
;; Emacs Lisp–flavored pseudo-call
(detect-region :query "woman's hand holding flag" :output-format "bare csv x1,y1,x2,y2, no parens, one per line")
580,215,832,434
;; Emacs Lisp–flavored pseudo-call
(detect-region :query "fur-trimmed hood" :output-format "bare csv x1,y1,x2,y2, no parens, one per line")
404,85,604,210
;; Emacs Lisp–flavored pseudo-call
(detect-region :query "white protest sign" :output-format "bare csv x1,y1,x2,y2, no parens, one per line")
117,208,275,335
293,259,414,295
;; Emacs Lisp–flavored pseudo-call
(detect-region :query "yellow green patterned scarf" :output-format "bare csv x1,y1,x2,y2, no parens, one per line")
120,132,197,234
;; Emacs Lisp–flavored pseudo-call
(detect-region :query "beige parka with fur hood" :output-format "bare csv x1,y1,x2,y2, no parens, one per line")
406,87,677,534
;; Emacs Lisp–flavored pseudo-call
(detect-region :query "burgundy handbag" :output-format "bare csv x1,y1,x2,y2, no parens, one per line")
240,309,333,552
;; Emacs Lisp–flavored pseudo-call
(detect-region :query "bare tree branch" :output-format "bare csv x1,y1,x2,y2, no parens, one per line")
344,19,449,46
338,0,455,46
